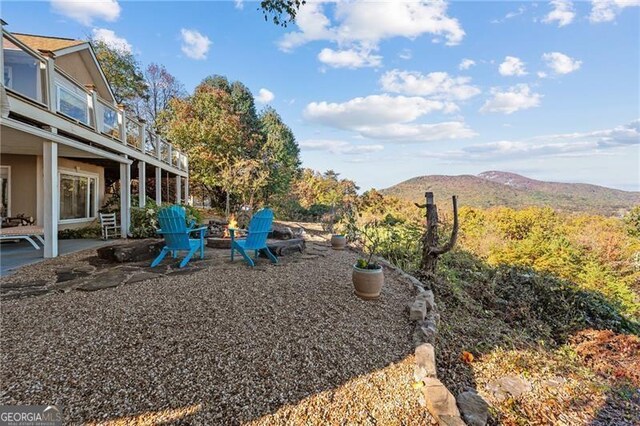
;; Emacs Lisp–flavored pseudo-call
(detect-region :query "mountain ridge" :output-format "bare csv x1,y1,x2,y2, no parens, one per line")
380,171,639,215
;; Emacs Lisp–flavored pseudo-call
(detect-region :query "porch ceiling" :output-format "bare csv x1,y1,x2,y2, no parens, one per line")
1,125,105,159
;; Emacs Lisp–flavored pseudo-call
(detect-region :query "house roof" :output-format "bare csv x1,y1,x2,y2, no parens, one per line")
12,33,85,54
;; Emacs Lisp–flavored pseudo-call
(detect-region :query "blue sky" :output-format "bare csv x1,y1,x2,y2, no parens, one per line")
3,1,639,190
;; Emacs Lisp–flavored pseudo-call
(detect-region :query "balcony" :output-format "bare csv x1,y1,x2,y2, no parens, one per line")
2,29,188,173
2,36,47,105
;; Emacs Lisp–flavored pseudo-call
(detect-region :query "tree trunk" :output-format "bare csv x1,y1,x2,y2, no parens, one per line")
420,192,458,274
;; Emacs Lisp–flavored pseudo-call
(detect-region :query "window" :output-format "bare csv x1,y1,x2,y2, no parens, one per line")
59,172,98,222
0,166,10,217
56,84,88,124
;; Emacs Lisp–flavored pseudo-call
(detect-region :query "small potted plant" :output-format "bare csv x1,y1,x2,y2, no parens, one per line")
326,205,347,250
351,221,384,300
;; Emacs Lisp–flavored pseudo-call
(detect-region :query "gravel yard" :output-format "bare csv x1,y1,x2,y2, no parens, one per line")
0,241,430,425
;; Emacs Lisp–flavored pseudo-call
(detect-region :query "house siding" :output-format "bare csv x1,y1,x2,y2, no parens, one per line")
1,154,106,230
0,154,37,220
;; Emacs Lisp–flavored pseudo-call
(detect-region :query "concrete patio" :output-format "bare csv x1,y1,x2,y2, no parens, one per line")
0,238,115,276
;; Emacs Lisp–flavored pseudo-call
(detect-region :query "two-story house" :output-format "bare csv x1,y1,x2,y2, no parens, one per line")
0,21,189,258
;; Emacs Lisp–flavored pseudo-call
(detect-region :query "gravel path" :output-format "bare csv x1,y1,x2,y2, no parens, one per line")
0,242,429,425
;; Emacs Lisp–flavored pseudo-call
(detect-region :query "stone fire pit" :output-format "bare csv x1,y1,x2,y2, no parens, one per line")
207,237,232,249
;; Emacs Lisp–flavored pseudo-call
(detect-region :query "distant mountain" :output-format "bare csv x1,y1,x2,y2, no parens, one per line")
380,171,640,216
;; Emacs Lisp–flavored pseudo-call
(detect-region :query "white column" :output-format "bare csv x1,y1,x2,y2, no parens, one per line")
138,161,146,208
36,155,44,226
43,141,58,258
45,57,56,112
155,167,162,205
175,175,182,205
119,163,131,238
184,177,190,206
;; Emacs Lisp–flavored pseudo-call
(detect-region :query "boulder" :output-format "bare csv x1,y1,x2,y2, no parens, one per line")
440,415,467,426
269,225,294,240
416,289,435,311
457,391,489,426
421,377,461,421
409,299,427,321
266,238,306,256
414,343,437,381
97,239,164,263
486,375,532,401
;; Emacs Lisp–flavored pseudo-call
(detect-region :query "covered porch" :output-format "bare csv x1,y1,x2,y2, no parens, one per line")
0,238,112,276
0,118,187,259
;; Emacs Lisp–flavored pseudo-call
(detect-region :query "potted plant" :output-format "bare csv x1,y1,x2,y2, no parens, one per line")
351,221,384,300
326,204,347,250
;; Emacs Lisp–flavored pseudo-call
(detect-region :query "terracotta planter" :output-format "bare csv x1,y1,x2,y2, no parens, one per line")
331,234,347,250
352,264,384,300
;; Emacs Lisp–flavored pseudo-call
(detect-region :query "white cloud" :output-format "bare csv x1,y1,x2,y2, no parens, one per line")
279,1,464,67
542,52,582,74
422,119,640,161
491,6,526,24
542,0,576,27
499,56,528,76
91,28,131,52
398,49,412,60
235,0,244,10
304,94,474,142
50,0,121,25
318,47,382,69
537,71,548,78
459,58,476,70
304,94,457,129
379,70,481,101
299,139,384,155
256,88,275,104
357,122,477,142
180,29,211,60
590,0,640,23
480,84,542,114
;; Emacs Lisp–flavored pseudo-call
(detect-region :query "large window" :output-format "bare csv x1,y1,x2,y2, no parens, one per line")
0,166,10,217
56,84,89,125
59,172,97,222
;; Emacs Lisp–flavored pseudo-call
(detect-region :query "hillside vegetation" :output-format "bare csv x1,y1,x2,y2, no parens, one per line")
381,171,640,216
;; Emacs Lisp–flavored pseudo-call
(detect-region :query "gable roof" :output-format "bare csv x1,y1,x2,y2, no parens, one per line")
9,32,116,103
12,33,85,54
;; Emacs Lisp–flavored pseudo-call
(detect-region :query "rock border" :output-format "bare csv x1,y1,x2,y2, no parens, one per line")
376,258,488,426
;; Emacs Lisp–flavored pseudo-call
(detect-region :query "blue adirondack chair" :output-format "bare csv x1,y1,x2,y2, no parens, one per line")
230,208,278,267
151,205,207,268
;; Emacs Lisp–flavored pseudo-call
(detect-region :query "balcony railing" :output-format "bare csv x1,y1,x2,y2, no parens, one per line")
3,33,47,105
144,131,158,157
96,98,121,139
1,28,188,173
125,117,143,151
160,140,170,164
54,70,93,128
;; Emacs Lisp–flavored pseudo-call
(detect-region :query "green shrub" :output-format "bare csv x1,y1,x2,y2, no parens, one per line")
130,200,160,239
129,201,204,239
58,225,102,240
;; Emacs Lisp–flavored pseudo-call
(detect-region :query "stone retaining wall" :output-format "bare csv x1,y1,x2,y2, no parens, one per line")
376,258,489,426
